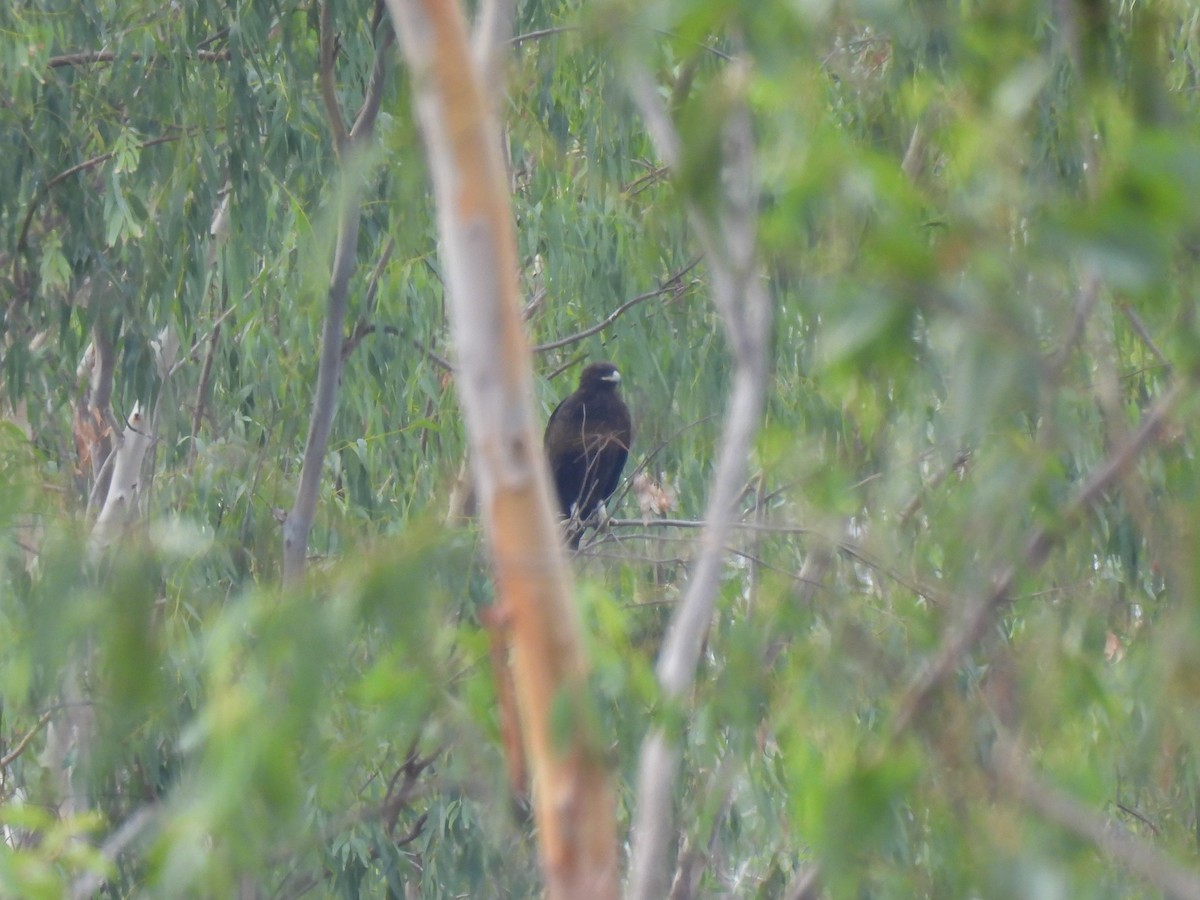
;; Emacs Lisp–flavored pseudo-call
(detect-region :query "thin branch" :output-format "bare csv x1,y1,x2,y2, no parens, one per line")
342,237,397,362
601,516,945,607
623,163,670,197
169,304,238,380
1116,802,1162,837
1047,268,1102,379
604,412,718,514
196,27,231,50
364,236,397,314
651,30,735,62
545,352,587,381
991,740,1200,900
341,320,454,371
1120,303,1171,372
69,806,159,900
15,131,193,280
0,711,53,769
84,438,120,520
350,19,393,141
188,298,226,469
900,123,925,183
319,0,349,154
509,26,578,48
896,449,971,528
608,516,807,533
530,258,700,353
521,285,548,321
380,744,437,836
48,50,229,68
892,379,1188,738
667,753,737,900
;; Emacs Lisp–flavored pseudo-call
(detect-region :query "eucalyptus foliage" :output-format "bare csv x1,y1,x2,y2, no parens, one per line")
3,0,1200,897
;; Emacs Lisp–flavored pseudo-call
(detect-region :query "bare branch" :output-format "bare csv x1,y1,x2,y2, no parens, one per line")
0,711,53,770
69,806,159,900
1046,267,1102,379
530,258,701,353
283,14,390,584
343,237,397,362
1120,302,1171,372
1116,802,1162,838
350,19,394,141
626,60,773,900
319,0,349,154
509,26,578,48
48,50,229,68
188,297,229,469
17,132,191,260
990,739,1200,900
892,379,1189,738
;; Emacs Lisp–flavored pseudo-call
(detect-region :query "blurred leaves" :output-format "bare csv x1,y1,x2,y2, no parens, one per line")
2,0,1200,897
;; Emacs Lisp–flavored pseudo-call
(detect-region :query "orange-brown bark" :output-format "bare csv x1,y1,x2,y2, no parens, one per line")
386,1,618,895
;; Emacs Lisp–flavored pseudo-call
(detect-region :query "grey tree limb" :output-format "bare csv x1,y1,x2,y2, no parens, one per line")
625,61,773,900
281,16,391,585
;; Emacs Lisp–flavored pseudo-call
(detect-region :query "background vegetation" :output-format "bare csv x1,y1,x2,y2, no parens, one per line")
3,0,1200,896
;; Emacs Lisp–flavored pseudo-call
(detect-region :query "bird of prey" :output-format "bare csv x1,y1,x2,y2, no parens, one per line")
543,362,632,548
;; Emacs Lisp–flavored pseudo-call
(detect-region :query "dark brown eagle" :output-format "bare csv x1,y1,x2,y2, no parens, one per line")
543,362,632,548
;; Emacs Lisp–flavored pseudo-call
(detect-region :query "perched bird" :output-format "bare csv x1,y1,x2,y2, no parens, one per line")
543,362,632,548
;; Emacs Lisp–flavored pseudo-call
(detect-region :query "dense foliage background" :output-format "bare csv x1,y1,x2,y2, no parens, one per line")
4,0,1200,896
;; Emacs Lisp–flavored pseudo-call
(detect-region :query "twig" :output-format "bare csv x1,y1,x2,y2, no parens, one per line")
69,806,160,899
0,711,53,769
1047,268,1102,380
509,26,577,47
349,18,393,141
1116,802,1161,837
16,132,192,259
623,163,670,196
521,286,548,322
168,304,238,380
892,379,1188,738
896,449,971,528
530,258,700,353
48,50,229,68
188,295,229,469
342,237,397,362
605,412,719,513
1120,303,1171,372
991,739,1200,900
380,743,437,837
601,516,945,606
545,352,587,381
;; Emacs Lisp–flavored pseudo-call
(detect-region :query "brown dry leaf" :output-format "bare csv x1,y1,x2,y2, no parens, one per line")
1104,629,1124,663
72,405,109,477
633,472,675,520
